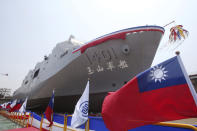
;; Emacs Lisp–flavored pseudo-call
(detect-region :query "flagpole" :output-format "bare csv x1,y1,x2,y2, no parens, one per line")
85,118,90,131
40,114,44,131
63,115,67,131
176,51,197,106
163,21,175,28
51,89,54,129
50,112,54,130
26,112,30,127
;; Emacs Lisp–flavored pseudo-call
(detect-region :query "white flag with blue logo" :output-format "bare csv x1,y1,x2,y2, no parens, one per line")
71,81,89,128
19,97,28,113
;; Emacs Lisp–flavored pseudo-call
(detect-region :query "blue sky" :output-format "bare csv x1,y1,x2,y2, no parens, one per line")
0,0,197,94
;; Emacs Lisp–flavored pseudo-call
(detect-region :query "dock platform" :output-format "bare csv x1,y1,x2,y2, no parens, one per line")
4,127,39,131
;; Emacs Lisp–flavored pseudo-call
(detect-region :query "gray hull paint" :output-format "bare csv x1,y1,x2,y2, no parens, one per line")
14,30,163,113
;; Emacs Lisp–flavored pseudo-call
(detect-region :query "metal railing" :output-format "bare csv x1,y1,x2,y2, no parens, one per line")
0,111,90,131
1,110,197,131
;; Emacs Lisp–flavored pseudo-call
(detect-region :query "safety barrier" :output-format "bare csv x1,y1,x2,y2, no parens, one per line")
32,113,91,131
1,110,197,131
0,110,30,127
0,111,94,131
155,122,197,131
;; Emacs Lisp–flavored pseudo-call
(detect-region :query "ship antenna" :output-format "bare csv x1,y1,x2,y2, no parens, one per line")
68,35,75,42
163,21,175,28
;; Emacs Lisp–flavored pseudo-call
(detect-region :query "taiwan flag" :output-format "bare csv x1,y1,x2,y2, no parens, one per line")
9,100,23,112
102,55,197,131
44,90,54,127
6,102,11,109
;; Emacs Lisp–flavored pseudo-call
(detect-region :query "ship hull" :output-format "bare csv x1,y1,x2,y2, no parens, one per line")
14,26,164,113
27,92,107,113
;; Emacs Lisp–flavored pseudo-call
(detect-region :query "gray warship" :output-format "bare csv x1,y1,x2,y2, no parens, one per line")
13,25,165,113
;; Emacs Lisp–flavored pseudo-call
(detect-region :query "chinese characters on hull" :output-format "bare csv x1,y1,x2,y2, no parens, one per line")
87,60,129,75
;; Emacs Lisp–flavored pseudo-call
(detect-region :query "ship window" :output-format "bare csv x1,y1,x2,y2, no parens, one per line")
60,50,68,58
33,69,40,79
112,83,116,87
44,55,48,60
24,80,28,85
124,81,127,84
124,49,128,52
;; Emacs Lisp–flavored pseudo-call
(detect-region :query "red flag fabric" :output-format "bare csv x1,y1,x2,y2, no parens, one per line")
44,90,54,127
6,102,11,109
102,56,197,131
9,103,22,112
9,101,22,112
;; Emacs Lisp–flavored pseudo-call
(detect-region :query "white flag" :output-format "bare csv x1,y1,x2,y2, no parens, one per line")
71,81,89,128
2,102,8,108
10,99,17,108
19,97,28,113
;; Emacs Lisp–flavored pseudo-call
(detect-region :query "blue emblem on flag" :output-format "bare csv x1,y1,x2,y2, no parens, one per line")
79,101,89,117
